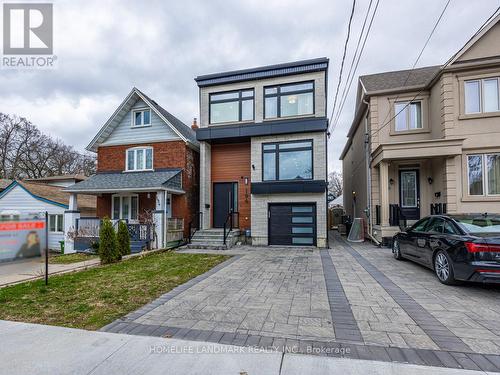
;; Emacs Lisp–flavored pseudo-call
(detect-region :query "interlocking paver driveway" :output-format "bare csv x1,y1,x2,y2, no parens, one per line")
102,234,500,371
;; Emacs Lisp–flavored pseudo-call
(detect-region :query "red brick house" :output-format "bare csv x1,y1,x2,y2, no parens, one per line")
64,87,199,252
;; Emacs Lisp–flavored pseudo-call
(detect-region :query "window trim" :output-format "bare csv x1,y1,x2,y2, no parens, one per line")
464,77,500,115
48,214,64,233
125,146,154,172
261,139,314,182
263,81,315,119
467,153,500,197
131,108,152,128
111,194,139,221
209,89,255,124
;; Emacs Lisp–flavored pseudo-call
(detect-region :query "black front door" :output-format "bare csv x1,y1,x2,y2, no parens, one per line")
213,182,236,228
399,169,420,220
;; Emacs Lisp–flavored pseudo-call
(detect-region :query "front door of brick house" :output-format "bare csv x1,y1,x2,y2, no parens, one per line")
213,182,237,228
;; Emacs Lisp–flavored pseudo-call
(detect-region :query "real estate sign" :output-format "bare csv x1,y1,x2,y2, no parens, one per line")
0,219,46,261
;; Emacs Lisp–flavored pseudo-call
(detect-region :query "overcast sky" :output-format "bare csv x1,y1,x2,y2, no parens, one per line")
0,0,498,173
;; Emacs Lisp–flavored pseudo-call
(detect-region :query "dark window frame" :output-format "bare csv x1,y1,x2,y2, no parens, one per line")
264,81,315,119
262,139,314,182
209,89,255,124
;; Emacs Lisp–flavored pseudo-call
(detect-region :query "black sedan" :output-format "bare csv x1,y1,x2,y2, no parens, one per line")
392,214,500,285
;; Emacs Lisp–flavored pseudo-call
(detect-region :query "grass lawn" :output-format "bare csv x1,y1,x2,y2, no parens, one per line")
0,251,230,330
48,253,98,264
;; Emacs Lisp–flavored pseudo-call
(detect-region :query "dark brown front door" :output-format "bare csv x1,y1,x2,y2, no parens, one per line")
213,182,237,228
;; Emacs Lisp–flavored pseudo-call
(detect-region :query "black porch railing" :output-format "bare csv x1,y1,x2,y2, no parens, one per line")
430,203,447,215
223,211,239,245
389,204,407,229
375,205,381,226
126,223,153,249
188,212,203,243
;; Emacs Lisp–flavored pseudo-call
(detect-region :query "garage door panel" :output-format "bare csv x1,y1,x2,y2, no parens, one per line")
269,203,316,246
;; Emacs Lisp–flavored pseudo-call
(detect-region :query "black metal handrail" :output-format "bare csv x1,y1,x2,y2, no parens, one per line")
223,211,239,245
389,204,407,229
188,211,203,243
375,205,381,226
430,203,447,215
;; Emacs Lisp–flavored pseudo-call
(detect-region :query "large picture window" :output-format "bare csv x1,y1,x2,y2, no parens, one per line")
262,140,313,181
394,101,422,131
464,78,500,114
467,154,500,196
209,89,254,124
126,147,153,171
264,82,314,119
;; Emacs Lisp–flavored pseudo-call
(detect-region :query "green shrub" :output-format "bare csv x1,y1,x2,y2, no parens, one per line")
116,220,131,256
98,218,121,264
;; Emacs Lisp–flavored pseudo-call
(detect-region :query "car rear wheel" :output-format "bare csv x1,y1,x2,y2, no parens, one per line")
393,239,403,260
434,250,456,285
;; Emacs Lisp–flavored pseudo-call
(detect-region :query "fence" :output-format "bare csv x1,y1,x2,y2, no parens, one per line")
166,217,184,243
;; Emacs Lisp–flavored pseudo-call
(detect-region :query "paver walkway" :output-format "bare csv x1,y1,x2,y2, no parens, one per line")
102,233,500,372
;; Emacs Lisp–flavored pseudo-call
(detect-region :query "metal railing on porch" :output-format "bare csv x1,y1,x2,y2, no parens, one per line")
375,205,381,226
430,203,447,215
166,217,184,243
223,211,239,245
389,204,407,230
188,212,203,243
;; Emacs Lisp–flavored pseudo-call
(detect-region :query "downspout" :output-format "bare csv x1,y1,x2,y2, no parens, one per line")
164,189,167,247
363,98,380,246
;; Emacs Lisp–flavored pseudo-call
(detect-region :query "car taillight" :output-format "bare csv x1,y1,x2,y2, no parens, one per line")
465,242,500,253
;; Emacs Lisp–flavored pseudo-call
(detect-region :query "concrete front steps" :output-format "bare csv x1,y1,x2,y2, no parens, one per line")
186,228,241,250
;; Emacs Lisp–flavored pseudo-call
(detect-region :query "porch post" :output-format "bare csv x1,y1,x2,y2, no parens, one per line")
379,161,390,227
154,191,165,249
64,193,80,254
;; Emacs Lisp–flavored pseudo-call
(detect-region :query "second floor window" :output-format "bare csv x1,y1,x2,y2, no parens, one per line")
264,82,314,119
468,153,500,196
394,101,422,131
209,89,254,124
263,140,313,181
465,78,500,114
126,147,153,171
132,109,151,127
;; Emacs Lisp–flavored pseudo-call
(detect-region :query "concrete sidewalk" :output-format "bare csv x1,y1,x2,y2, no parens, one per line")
1,321,495,375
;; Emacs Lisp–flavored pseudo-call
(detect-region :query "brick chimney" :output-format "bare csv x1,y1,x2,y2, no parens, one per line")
191,117,198,130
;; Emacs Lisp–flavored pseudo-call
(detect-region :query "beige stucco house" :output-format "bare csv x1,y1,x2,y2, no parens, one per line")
341,13,500,245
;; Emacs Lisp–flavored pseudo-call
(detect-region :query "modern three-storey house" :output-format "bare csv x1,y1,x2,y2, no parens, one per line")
194,58,329,247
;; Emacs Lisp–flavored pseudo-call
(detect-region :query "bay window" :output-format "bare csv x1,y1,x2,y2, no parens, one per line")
264,82,314,119
262,140,313,181
467,154,500,196
464,77,500,114
126,147,153,171
394,101,422,131
209,89,254,124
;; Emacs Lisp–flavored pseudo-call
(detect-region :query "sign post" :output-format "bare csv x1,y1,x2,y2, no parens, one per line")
45,212,49,285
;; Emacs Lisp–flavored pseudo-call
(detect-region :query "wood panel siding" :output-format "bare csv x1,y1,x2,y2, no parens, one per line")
211,143,251,230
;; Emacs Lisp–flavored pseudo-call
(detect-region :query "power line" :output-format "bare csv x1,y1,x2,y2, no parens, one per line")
330,0,357,127
331,0,380,133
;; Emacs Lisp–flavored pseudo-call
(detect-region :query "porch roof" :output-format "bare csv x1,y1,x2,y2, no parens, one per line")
63,169,184,194
371,138,465,166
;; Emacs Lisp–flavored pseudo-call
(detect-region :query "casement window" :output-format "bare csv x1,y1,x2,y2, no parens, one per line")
126,147,153,171
394,101,422,131
262,140,313,181
132,108,151,127
209,89,254,124
464,78,500,114
112,195,139,221
467,154,500,196
49,214,64,232
264,82,314,119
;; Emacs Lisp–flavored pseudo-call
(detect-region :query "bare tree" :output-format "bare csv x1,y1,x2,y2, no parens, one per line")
0,113,96,179
328,171,343,198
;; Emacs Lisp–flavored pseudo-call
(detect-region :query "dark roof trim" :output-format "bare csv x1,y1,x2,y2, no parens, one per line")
195,58,329,87
196,117,328,142
251,180,327,195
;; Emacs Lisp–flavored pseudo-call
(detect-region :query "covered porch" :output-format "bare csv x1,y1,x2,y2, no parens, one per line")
371,138,463,243
63,170,186,253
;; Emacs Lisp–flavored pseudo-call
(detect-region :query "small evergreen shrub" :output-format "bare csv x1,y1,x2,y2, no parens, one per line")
116,220,131,256
98,218,121,264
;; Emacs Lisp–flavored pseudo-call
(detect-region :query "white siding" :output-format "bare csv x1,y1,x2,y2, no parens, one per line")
0,185,66,250
102,99,180,146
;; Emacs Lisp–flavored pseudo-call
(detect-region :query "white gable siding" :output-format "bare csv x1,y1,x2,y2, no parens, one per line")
101,99,180,146
0,185,66,250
